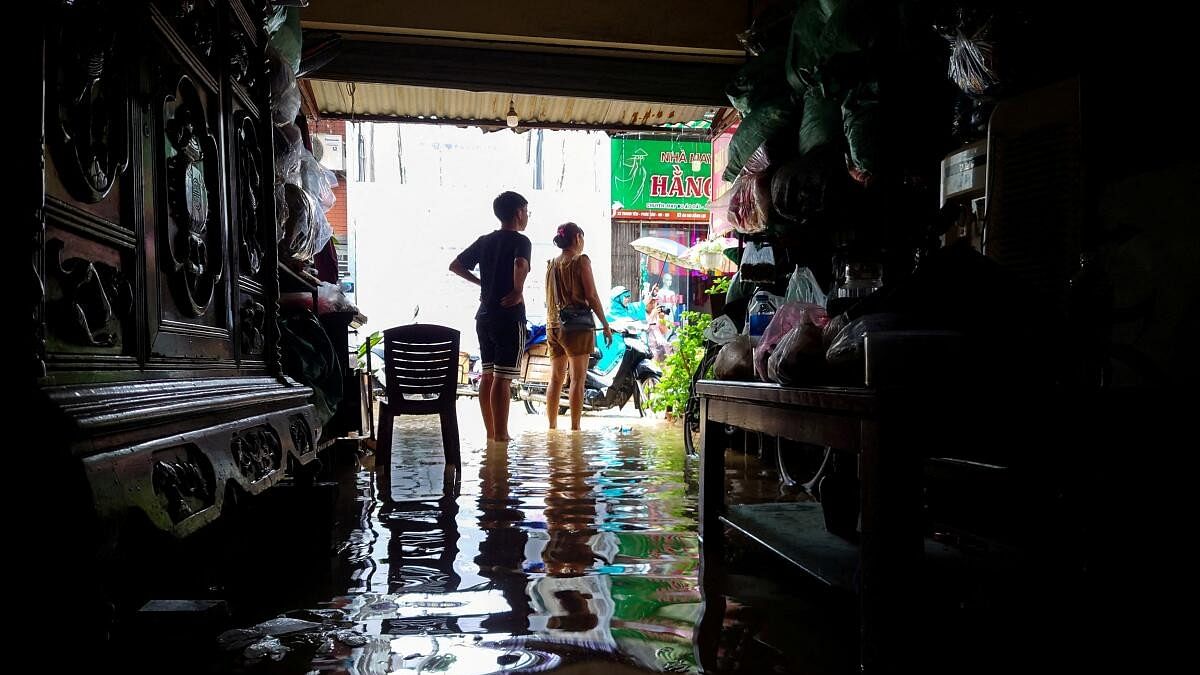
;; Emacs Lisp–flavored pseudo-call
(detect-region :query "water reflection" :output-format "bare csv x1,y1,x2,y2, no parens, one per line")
202,414,836,675
338,423,705,674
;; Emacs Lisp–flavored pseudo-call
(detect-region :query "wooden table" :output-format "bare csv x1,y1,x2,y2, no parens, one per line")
697,381,927,673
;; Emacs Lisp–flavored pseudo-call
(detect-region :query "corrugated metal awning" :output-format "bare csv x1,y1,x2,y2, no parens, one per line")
306,80,720,131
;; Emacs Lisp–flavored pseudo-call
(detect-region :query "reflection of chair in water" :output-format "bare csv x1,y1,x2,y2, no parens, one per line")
376,324,462,475
380,476,462,597
372,450,464,637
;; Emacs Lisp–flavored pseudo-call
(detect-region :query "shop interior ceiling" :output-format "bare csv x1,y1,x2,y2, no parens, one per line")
300,0,747,132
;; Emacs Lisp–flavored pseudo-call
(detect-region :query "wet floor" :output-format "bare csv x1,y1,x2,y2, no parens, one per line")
92,397,1160,674
106,403,858,674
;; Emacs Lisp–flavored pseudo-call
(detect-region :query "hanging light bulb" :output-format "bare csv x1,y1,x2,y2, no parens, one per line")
505,97,519,128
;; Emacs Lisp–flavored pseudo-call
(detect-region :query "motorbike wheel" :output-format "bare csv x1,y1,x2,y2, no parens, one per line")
525,399,569,415
683,344,721,456
636,376,660,417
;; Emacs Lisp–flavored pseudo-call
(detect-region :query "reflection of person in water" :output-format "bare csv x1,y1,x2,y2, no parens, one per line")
533,432,614,642
547,589,598,632
543,433,597,577
474,442,532,633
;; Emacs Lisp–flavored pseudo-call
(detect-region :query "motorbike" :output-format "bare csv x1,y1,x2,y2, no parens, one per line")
460,323,545,408
519,317,661,416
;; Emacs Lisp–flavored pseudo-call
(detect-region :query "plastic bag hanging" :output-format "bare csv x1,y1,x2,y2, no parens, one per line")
785,266,828,306
739,241,776,283
946,20,999,97
726,145,771,234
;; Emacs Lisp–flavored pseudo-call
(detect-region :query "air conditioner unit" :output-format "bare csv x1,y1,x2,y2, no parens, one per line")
313,133,344,172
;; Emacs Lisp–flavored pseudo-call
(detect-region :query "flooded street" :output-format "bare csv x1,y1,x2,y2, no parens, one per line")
106,402,855,674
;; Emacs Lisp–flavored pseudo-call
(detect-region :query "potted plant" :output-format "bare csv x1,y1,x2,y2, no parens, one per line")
696,238,729,272
704,275,731,316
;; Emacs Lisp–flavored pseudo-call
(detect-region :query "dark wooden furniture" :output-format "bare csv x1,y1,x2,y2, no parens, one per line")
320,309,369,443
375,324,463,473
28,1,319,540
697,381,927,673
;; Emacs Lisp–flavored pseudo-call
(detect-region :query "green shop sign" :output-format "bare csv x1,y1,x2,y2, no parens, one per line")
611,138,712,222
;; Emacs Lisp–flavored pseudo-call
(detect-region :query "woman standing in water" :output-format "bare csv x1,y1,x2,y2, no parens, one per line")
544,223,612,430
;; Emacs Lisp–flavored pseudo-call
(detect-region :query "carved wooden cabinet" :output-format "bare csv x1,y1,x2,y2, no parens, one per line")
31,0,318,539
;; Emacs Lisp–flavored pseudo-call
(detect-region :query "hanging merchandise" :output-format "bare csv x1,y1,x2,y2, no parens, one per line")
267,48,300,127
786,266,828,306
723,9,796,181
735,3,797,58
280,183,317,266
739,240,777,283
945,18,999,97
784,0,880,101
268,6,303,75
726,146,771,234
841,82,881,182
301,153,337,214
723,102,796,183
770,144,843,226
798,93,842,156
300,150,336,252
274,123,303,185
783,0,883,186
274,87,302,129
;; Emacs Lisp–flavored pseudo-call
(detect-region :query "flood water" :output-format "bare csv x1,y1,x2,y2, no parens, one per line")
105,405,858,674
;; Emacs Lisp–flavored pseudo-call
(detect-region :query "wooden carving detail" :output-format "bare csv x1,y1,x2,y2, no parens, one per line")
50,0,128,204
230,425,282,481
152,447,215,522
168,0,215,60
47,239,132,348
163,76,223,317
289,415,313,456
240,298,266,354
227,31,254,89
236,115,266,275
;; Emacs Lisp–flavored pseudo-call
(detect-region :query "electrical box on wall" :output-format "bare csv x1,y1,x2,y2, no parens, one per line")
940,139,987,208
313,133,344,172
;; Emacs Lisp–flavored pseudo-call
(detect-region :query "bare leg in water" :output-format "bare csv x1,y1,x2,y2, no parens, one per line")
566,354,589,431
478,372,496,441
491,375,514,442
547,355,568,430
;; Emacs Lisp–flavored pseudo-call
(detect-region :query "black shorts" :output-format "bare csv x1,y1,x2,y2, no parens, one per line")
476,317,524,379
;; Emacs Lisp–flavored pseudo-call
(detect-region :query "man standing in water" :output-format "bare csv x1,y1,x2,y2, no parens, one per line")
450,191,532,442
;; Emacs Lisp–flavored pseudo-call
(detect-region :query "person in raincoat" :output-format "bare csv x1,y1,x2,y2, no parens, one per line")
595,286,657,372
608,285,656,322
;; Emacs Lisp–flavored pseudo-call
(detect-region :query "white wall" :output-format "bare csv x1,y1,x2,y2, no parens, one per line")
347,124,611,354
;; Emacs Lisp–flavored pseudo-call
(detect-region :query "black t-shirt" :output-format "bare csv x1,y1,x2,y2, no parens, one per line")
456,229,532,321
